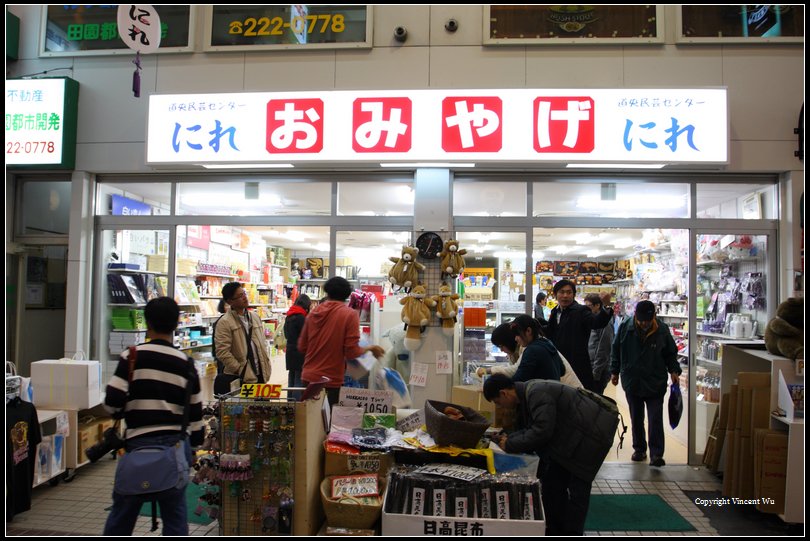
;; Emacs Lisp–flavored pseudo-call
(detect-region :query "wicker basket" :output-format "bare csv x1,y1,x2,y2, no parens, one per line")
424,399,491,449
320,476,383,530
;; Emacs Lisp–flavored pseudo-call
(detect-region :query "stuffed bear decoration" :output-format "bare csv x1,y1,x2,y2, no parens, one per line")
388,245,425,292
764,297,804,360
400,283,436,351
439,239,467,278
432,283,460,335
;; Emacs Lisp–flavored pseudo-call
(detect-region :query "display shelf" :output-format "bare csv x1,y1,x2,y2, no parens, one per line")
608,279,635,284
696,256,761,267
696,356,721,367
659,299,687,303
196,272,238,278
180,343,212,351
199,295,221,299
107,268,166,275
296,278,327,282
107,303,146,307
772,414,803,427
659,314,688,319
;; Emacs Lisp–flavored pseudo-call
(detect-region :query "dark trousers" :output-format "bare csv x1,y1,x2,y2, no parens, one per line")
540,459,593,536
103,434,191,536
287,369,303,401
625,392,665,459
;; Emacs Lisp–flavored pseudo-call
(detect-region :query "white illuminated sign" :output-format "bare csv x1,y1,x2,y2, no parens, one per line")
5,79,68,165
147,88,728,165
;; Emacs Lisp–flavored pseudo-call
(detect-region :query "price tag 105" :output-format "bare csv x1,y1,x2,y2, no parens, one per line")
240,383,282,399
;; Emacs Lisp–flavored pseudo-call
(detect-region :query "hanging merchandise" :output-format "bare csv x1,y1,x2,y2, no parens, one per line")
388,246,425,293
399,284,436,352
432,283,460,334
116,5,162,98
438,239,467,279
219,400,296,535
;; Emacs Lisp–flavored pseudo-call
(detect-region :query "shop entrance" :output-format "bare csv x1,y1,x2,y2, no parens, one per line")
10,245,68,377
532,227,690,465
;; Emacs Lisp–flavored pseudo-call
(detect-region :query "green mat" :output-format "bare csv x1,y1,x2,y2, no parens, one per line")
585,494,696,532
137,482,215,526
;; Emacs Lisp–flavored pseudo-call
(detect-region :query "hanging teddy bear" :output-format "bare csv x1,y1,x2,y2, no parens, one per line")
388,245,425,292
432,283,460,335
439,239,467,279
400,283,436,351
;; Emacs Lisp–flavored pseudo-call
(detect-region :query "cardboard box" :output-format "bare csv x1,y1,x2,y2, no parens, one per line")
76,423,97,462
451,385,496,415
381,486,545,535
754,429,788,514
31,359,102,410
324,444,395,477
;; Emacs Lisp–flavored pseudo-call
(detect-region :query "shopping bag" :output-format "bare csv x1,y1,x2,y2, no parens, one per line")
668,383,683,429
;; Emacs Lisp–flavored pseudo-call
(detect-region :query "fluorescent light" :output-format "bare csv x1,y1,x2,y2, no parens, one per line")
566,163,666,169
380,162,476,168
181,193,281,207
200,163,294,169
577,195,685,210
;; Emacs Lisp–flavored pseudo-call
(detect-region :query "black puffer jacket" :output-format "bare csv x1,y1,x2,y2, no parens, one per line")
545,302,612,392
505,380,618,482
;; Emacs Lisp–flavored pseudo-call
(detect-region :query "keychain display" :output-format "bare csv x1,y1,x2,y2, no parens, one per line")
219,398,296,536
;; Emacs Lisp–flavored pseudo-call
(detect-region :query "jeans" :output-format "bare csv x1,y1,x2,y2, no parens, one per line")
287,369,303,401
540,459,593,536
625,392,665,459
103,433,191,536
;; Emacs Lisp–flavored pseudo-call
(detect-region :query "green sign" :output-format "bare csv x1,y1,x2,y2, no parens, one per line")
41,5,192,55
207,5,371,50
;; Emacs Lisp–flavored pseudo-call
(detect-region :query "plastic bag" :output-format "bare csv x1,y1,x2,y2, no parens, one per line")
668,383,683,429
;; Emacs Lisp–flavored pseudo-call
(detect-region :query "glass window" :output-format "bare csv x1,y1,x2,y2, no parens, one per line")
336,230,411,298
486,5,661,44
696,183,778,220
454,181,526,217
338,182,414,216
96,182,172,216
679,5,803,42
18,180,71,235
533,181,690,218
176,181,331,216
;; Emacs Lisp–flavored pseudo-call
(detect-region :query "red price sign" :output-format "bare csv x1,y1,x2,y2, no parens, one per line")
239,383,282,399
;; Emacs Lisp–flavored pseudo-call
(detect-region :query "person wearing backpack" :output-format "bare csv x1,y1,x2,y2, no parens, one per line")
283,294,311,401
484,374,618,536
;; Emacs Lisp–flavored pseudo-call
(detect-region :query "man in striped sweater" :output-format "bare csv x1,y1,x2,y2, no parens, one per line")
103,296,204,536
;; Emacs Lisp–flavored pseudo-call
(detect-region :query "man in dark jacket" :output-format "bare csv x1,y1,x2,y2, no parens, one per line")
484,374,618,536
283,294,311,401
610,300,681,467
545,279,613,393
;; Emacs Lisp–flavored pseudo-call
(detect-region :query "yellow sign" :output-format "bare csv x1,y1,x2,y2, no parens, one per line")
239,383,282,399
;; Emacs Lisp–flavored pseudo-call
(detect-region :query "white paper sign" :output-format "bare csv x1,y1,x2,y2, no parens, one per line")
396,409,425,433
409,362,429,387
436,351,453,374
413,463,487,482
338,387,393,414
330,473,379,498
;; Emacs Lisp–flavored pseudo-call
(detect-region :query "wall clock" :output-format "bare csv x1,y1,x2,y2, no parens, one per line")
415,231,443,259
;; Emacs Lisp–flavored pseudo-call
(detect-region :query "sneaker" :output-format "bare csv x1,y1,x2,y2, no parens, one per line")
631,451,647,462
650,457,666,467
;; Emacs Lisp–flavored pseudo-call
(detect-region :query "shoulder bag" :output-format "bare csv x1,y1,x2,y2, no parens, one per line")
112,346,194,529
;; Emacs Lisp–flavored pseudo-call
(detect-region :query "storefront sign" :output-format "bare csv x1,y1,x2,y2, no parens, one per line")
147,88,728,166
112,194,152,216
41,5,192,55
206,5,371,50
338,387,393,414
6,77,79,169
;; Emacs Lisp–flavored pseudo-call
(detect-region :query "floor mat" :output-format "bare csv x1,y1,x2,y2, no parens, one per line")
682,490,803,536
585,494,696,532
138,482,216,525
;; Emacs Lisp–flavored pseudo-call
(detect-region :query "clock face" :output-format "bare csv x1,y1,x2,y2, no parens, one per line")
416,232,443,259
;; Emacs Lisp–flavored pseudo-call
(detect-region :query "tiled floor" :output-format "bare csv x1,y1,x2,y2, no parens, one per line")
6,450,729,536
